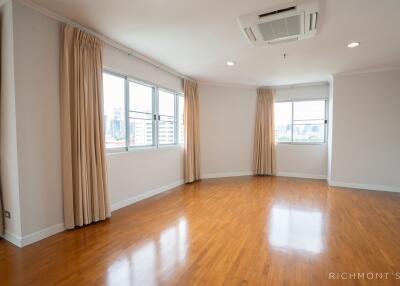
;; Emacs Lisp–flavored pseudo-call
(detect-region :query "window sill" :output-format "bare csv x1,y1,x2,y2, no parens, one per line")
106,144,183,155
276,142,327,146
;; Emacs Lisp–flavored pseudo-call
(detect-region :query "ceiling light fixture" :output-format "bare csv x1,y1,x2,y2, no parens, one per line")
226,61,236,66
347,42,360,48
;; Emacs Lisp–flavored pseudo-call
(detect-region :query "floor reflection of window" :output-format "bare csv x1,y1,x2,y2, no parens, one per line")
159,217,188,280
107,257,131,286
106,217,188,286
269,205,323,253
132,241,157,285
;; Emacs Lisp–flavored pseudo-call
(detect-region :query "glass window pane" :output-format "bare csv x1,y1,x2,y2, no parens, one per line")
293,100,325,121
178,96,184,145
274,102,292,142
129,111,153,120
158,120,175,145
129,81,154,147
129,82,153,113
158,90,176,145
292,100,326,143
103,72,126,149
129,118,153,146
293,124,325,143
160,115,174,121
159,90,175,116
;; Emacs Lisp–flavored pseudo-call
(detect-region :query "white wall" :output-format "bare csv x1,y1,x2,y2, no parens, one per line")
2,1,184,244
107,148,183,209
103,46,183,93
199,84,257,177
0,0,22,238
199,83,329,179
275,84,329,179
330,69,400,191
13,0,63,237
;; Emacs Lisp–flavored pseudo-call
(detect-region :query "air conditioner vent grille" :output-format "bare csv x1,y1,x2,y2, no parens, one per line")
258,14,301,41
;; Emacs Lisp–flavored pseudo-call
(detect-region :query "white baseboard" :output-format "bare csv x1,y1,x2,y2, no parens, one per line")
201,171,253,179
276,172,327,180
1,180,184,248
2,231,22,247
201,171,327,180
1,223,65,248
110,179,184,212
21,223,65,247
329,180,400,193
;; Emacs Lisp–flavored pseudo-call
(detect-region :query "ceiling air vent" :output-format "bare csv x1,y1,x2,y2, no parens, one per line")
244,27,257,42
238,1,319,46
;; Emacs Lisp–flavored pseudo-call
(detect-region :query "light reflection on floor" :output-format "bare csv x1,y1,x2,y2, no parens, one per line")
107,217,188,286
268,204,323,253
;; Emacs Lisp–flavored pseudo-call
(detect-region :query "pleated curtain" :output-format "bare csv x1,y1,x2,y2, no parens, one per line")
60,24,110,229
183,80,200,183
253,88,276,175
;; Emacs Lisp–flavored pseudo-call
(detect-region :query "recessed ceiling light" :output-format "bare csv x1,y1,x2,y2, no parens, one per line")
347,42,360,48
226,61,236,66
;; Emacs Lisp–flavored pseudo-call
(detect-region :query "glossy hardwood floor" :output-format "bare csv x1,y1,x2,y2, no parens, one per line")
1,176,400,286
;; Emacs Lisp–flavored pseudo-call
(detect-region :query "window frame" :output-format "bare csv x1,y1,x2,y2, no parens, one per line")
103,69,183,153
157,87,179,147
127,78,157,149
102,70,128,153
274,98,328,145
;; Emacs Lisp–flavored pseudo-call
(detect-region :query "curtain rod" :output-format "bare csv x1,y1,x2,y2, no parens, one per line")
16,0,195,82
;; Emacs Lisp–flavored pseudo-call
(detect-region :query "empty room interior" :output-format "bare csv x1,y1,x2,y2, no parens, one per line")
1,0,400,285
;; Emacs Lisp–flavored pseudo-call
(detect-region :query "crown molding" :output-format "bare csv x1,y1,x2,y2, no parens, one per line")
334,66,400,77
266,81,329,90
198,79,329,90
198,80,258,89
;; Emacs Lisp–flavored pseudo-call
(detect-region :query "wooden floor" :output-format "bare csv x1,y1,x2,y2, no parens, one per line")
1,176,400,286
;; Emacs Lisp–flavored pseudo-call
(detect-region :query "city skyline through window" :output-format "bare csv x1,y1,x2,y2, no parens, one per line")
103,71,184,150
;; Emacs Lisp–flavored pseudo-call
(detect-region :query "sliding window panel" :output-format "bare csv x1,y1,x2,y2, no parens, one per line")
103,72,126,149
178,95,184,145
158,90,176,145
293,100,326,143
129,81,155,147
274,102,292,142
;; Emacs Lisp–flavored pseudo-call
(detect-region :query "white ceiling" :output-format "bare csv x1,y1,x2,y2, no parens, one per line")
30,0,400,86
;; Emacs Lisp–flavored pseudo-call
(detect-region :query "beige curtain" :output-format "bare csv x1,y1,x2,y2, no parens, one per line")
60,24,110,229
184,80,200,183
253,88,276,175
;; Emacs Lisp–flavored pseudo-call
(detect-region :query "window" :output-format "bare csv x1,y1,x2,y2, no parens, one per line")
178,96,184,145
158,90,176,145
102,71,184,151
274,100,327,143
103,73,126,149
129,81,154,147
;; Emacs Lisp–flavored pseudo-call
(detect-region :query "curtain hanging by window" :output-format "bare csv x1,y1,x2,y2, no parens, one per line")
183,80,200,183
253,88,276,175
60,24,110,229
